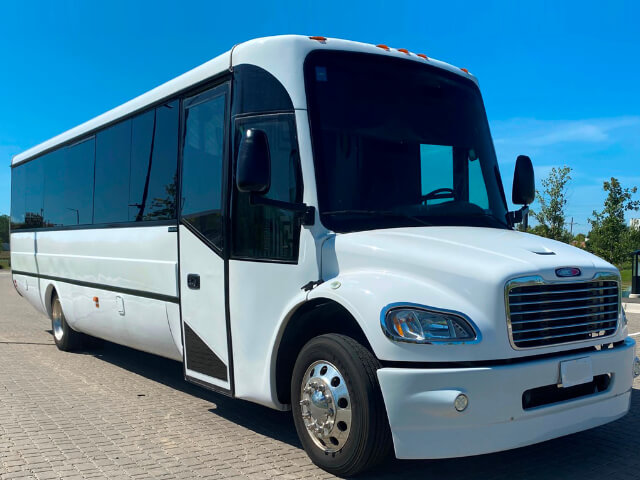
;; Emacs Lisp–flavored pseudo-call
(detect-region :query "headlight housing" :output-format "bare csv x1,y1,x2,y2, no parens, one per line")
381,306,479,344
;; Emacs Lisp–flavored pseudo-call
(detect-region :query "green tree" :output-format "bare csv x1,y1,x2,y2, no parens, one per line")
530,166,573,242
572,232,587,248
587,178,640,264
0,214,9,247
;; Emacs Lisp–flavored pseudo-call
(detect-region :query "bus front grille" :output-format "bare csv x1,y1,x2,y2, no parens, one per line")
506,276,620,349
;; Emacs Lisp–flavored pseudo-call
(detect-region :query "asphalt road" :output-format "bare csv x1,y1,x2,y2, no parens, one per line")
1,270,639,480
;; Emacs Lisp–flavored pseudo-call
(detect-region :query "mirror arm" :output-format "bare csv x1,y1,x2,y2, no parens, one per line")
507,205,529,229
249,192,316,226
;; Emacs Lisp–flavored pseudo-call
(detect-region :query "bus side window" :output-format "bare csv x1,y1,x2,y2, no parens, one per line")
232,114,302,262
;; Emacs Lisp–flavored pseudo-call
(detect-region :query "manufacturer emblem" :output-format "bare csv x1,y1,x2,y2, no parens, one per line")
556,267,581,278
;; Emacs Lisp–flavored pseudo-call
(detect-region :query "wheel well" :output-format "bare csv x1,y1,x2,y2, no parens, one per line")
275,298,373,405
43,284,58,319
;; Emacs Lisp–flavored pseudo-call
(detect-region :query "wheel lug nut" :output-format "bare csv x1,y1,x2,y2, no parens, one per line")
318,384,326,392
299,399,309,406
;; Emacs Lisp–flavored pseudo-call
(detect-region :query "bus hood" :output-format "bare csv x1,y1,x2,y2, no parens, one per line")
322,226,615,285
317,226,622,362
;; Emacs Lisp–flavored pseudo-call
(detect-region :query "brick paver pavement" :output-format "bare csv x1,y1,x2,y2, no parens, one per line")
1,270,639,479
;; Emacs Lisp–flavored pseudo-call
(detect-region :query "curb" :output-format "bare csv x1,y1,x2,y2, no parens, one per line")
623,303,640,314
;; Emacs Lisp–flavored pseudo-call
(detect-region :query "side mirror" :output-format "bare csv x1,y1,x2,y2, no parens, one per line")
236,128,271,193
512,155,535,205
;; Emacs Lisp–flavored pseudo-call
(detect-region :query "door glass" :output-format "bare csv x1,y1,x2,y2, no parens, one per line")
181,85,228,250
232,114,302,262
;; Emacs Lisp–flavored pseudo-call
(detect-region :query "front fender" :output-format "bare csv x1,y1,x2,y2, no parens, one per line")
308,270,504,363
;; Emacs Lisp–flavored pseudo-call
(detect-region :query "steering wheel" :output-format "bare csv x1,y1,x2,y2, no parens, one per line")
421,188,455,203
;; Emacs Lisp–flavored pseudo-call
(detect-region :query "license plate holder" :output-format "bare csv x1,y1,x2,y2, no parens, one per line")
559,357,593,388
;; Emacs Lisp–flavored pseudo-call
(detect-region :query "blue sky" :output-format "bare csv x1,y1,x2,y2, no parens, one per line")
1,1,639,233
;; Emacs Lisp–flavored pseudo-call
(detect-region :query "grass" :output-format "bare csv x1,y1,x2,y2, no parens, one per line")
618,263,632,295
0,250,9,270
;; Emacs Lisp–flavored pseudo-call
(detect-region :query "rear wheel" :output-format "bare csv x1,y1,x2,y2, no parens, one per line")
291,334,392,477
51,293,85,351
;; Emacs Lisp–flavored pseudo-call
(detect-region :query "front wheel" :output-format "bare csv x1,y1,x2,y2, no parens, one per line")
291,334,392,477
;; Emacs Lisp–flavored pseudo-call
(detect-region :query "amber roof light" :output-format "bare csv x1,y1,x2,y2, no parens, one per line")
309,36,327,42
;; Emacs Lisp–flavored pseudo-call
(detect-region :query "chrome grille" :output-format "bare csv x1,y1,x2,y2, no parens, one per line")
506,275,620,349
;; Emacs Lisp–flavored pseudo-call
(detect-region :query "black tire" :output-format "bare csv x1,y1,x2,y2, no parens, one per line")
291,334,392,477
51,293,85,351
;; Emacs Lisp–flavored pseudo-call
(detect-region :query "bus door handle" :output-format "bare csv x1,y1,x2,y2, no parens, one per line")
187,274,200,290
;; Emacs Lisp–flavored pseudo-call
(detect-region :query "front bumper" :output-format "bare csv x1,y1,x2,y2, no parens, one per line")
378,337,636,459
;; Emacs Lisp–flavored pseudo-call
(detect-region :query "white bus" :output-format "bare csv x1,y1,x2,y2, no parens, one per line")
10,35,639,476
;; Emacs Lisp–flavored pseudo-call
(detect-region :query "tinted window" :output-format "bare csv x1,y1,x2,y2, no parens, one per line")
233,114,302,262
232,64,294,116
43,139,95,226
10,163,26,229
129,101,179,221
305,51,509,233
94,120,131,224
181,86,228,249
22,158,45,228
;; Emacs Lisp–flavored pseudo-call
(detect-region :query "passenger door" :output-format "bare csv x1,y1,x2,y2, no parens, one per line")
178,84,231,392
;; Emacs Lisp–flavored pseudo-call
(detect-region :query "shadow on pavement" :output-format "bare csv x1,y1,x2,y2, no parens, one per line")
85,339,640,479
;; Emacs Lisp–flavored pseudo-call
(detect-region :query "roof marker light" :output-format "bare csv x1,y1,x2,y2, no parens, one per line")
460,68,469,73
309,36,327,42
376,44,390,51
417,53,428,60
397,48,410,54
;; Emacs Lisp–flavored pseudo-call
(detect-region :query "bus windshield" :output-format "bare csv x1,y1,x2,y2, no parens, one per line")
305,50,509,233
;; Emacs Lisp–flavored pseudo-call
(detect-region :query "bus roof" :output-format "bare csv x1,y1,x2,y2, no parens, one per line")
12,35,474,167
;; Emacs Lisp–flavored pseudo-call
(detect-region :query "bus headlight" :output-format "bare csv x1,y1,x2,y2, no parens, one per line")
381,306,478,343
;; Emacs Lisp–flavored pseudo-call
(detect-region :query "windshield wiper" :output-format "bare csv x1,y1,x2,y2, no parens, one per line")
323,210,432,227
463,211,510,228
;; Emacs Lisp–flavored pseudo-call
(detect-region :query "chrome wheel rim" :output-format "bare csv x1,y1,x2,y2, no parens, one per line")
299,360,352,452
52,299,64,342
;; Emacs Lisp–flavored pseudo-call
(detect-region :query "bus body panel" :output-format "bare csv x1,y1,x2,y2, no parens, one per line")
51,279,182,360
11,226,181,360
33,226,179,298
229,232,319,409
